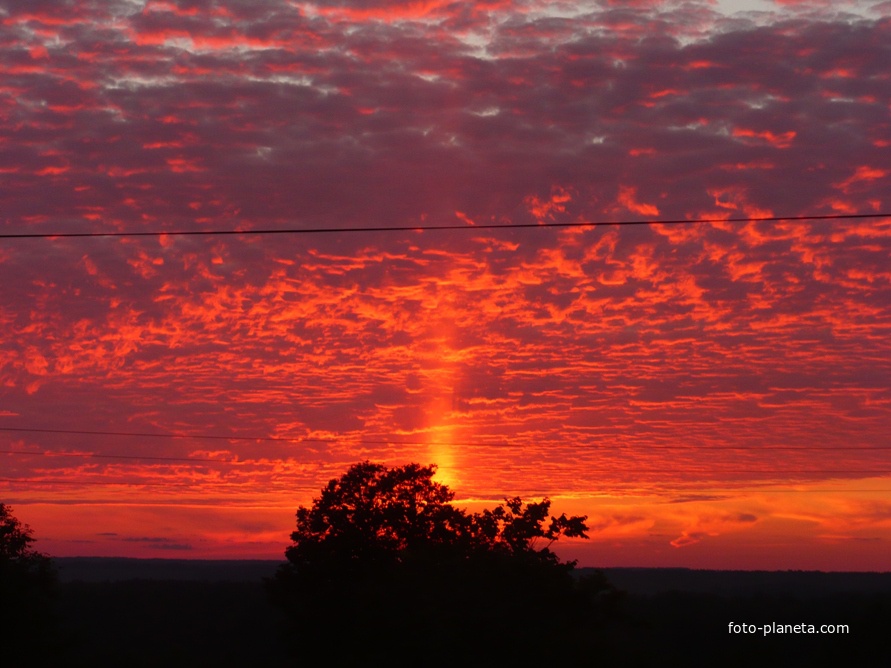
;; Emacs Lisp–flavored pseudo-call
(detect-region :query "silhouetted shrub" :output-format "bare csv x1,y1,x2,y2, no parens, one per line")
0,503,58,663
267,462,619,665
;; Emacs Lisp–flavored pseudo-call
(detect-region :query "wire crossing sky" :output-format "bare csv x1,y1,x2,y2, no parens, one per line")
1,0,890,570
0,213,887,239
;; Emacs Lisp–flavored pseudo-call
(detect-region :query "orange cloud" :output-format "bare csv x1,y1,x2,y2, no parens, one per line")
833,166,888,194
617,186,659,217
525,186,573,222
732,128,796,148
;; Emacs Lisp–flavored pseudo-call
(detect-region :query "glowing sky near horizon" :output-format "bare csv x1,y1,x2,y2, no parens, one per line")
1,0,890,569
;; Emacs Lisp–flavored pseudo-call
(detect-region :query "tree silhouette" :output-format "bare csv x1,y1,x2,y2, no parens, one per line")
0,503,58,661
268,462,619,665
472,494,590,560
282,461,469,575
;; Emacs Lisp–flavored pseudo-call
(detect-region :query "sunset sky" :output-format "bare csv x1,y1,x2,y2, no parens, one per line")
1,0,889,570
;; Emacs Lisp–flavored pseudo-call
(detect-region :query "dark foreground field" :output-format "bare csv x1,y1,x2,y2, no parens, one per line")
33,559,891,667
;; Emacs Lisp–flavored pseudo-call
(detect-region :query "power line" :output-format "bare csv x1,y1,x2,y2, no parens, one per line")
1,477,889,494
0,212,887,240
1,449,885,474
2,427,889,451
0,477,315,492
0,426,521,448
0,426,325,444
0,449,235,464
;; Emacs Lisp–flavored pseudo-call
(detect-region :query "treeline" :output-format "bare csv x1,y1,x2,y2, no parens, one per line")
5,464,891,667
33,575,890,667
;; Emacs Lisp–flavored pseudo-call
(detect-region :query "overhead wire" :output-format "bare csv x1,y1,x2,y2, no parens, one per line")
1,448,887,475
0,212,888,240
2,478,889,494
2,426,889,451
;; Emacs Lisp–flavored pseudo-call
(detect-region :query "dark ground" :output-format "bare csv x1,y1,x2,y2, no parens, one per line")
30,559,891,667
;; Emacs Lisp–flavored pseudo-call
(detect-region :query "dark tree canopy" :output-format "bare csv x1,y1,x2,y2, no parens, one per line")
473,494,590,560
269,462,619,665
1,503,58,660
284,462,469,572
0,502,54,580
280,462,590,576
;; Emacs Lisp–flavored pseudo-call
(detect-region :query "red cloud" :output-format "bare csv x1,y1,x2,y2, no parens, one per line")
731,128,796,149
670,531,707,548
617,186,659,217
525,187,573,222
834,166,888,194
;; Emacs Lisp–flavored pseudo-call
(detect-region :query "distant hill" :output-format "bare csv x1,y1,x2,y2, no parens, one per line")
55,557,284,583
56,558,891,595
590,567,891,597
46,559,891,667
